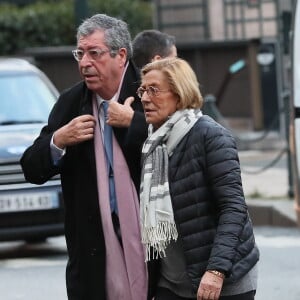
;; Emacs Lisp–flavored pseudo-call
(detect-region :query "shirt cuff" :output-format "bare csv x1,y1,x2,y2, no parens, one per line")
50,134,66,165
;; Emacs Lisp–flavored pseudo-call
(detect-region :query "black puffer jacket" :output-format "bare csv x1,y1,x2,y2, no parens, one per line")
168,115,259,293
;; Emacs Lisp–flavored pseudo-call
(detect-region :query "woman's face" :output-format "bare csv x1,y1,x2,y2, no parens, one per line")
139,69,179,129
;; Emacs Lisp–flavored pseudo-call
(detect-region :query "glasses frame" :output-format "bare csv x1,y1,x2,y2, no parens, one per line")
72,48,112,62
137,86,170,99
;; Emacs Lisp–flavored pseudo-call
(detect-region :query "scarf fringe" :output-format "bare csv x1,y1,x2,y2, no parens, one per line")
142,221,178,261
140,109,202,261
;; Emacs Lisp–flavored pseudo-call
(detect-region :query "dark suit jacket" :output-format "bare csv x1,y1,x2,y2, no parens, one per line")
20,61,148,300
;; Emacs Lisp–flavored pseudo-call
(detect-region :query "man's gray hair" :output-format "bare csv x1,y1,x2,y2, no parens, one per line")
77,14,132,59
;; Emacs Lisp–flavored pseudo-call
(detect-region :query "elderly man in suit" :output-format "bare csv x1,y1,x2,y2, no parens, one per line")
21,14,148,300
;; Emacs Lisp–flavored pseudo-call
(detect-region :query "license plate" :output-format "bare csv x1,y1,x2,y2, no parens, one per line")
0,192,59,213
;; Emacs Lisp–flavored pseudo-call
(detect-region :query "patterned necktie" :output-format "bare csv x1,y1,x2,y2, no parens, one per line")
102,101,118,214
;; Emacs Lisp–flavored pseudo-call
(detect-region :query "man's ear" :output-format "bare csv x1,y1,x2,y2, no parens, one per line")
151,55,162,62
118,48,127,65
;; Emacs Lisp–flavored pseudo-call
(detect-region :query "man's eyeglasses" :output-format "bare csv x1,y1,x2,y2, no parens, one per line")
137,86,170,99
72,48,111,61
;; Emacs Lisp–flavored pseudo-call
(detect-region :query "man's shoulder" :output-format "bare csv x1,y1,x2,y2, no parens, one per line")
124,60,140,84
119,60,141,102
54,81,93,115
60,81,86,98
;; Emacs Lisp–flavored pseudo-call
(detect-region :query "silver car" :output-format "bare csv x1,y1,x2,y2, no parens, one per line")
0,58,64,242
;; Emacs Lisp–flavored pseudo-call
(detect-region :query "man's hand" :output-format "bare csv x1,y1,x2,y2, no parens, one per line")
53,114,96,149
197,271,224,300
106,97,135,127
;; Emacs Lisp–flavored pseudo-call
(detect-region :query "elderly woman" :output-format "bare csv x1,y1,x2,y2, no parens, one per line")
137,57,259,300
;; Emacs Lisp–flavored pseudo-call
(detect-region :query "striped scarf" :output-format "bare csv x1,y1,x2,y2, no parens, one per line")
140,108,202,261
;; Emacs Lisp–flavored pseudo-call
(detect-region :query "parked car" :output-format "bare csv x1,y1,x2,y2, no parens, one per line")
0,58,64,242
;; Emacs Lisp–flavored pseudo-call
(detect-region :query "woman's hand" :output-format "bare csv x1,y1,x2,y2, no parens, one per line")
197,271,224,300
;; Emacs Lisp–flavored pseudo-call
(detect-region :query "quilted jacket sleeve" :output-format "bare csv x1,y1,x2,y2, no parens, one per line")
202,117,254,276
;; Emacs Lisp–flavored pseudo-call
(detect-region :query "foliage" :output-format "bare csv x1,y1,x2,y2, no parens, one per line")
0,1,75,55
0,0,153,55
88,0,153,38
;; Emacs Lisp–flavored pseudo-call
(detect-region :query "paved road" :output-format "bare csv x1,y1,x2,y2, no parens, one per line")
0,148,297,299
254,226,300,300
0,237,67,300
1,226,300,299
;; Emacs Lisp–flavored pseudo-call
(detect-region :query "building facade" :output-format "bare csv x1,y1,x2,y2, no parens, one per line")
153,0,295,132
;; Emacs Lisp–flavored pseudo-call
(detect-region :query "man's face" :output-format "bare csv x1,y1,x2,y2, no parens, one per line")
77,30,127,99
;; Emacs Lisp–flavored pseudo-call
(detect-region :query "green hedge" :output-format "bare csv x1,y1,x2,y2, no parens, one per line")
89,0,153,37
0,0,153,55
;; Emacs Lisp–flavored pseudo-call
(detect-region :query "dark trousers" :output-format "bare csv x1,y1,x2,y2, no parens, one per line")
155,287,256,300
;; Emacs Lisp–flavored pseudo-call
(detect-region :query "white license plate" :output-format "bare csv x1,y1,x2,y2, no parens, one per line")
0,192,59,213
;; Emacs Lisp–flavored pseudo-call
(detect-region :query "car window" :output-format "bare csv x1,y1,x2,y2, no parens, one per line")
0,73,57,125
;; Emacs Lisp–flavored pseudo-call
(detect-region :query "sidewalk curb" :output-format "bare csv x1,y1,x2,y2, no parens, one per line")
247,198,298,227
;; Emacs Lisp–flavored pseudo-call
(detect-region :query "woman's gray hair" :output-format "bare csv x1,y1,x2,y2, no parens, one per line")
77,14,132,59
